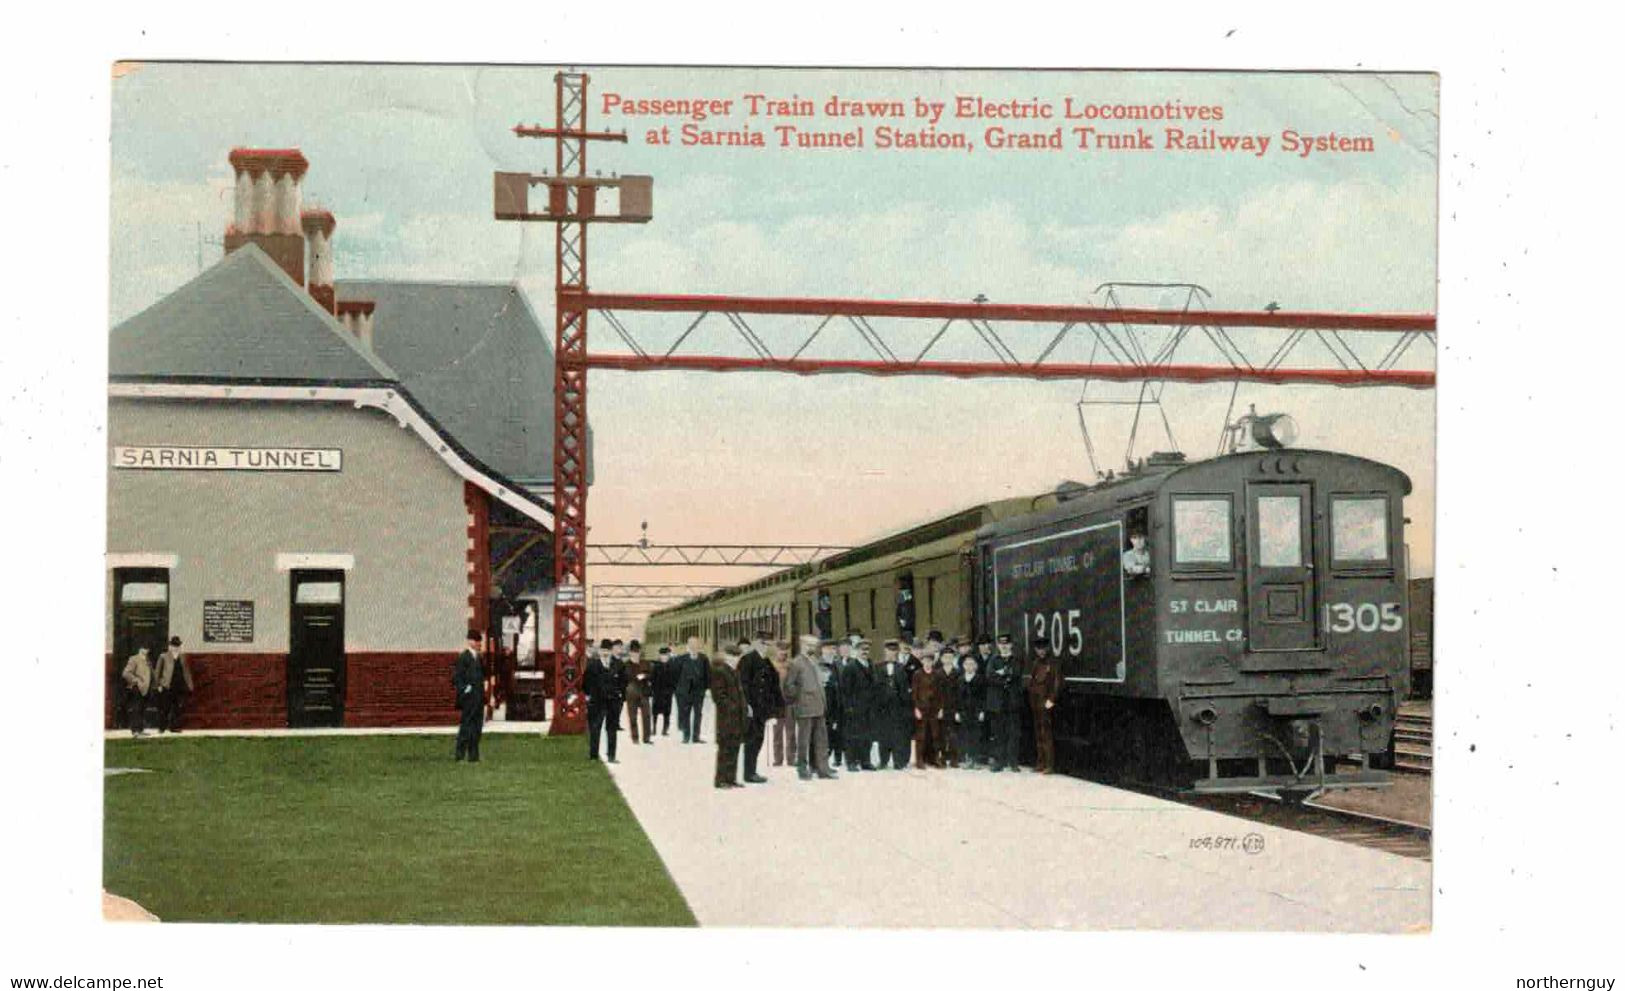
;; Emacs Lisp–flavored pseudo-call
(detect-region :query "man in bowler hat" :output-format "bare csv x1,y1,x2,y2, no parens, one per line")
453,629,486,761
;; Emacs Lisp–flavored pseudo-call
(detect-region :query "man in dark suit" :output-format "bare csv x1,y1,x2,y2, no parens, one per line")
839,638,878,771
674,636,710,744
737,632,783,784
818,639,844,759
874,640,913,769
584,638,627,762
710,645,748,788
984,633,1023,773
650,645,676,736
453,629,486,762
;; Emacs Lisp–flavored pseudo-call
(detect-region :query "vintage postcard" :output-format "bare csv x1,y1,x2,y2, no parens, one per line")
104,63,1437,932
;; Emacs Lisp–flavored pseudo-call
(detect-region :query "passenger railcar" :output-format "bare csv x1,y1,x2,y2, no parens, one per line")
975,448,1411,796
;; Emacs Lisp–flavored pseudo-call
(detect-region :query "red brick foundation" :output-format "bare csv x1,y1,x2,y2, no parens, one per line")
345,652,459,726
105,651,460,729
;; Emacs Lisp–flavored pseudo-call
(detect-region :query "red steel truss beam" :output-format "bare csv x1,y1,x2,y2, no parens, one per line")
581,353,1434,388
569,291,1435,333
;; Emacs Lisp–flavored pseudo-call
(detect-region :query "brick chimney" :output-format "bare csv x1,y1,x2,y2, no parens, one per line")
224,148,309,285
336,299,377,348
300,208,337,314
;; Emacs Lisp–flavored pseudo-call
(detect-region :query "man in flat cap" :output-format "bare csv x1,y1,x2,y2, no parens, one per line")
874,639,912,769
1027,635,1060,773
984,633,1023,772
453,629,486,762
153,635,194,733
839,638,878,771
624,639,653,745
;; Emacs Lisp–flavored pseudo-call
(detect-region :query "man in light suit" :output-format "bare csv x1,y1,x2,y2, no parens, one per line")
453,629,486,762
781,634,837,780
121,646,153,737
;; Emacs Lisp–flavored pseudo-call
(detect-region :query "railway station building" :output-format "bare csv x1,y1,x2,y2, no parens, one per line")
106,148,570,729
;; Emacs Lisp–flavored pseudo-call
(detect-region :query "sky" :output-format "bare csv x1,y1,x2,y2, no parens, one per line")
109,65,1438,635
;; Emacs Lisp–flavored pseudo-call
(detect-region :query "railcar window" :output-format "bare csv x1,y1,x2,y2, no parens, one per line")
1173,496,1233,567
1257,495,1304,567
1332,496,1390,563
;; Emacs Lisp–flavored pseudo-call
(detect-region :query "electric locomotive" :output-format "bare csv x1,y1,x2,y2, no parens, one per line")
975,415,1410,798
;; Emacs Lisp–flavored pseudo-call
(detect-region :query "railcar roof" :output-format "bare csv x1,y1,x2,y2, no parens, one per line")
975,449,1411,542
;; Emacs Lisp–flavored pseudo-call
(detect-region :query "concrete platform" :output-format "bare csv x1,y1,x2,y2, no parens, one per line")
605,702,1431,932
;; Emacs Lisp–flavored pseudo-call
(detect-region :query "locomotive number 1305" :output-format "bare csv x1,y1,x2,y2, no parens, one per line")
1323,601,1403,634
1024,609,1084,656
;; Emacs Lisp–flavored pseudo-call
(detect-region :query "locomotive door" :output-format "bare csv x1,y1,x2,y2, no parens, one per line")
288,570,346,727
1245,483,1321,652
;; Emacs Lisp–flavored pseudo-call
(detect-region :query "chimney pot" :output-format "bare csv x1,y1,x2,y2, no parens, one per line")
222,148,311,284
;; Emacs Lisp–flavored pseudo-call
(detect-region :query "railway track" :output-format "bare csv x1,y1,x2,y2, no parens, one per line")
1185,791,1432,861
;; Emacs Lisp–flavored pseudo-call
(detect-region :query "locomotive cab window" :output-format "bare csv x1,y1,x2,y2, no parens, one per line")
1172,496,1234,569
1331,496,1391,567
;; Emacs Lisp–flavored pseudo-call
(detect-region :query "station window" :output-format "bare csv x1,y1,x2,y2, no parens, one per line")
1332,496,1389,565
1172,496,1233,568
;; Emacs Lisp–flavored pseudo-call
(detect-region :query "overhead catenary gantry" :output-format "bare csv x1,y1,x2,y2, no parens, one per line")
588,544,851,567
496,70,1438,736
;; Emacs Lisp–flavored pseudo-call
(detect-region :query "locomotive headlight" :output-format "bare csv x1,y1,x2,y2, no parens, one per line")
1361,702,1385,721
1193,706,1219,726
1250,412,1299,450
1289,719,1313,750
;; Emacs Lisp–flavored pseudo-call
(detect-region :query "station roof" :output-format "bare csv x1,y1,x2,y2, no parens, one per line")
108,243,560,523
337,279,567,490
110,245,397,385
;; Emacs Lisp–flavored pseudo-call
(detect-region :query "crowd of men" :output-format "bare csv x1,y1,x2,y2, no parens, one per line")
579,628,1063,789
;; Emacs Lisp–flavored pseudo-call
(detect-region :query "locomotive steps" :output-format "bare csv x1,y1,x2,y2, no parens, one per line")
1394,700,1433,773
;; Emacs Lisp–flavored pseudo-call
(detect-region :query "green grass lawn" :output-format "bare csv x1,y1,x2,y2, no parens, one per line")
103,734,696,926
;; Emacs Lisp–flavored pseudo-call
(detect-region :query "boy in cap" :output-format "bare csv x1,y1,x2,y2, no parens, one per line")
954,651,986,768
911,648,945,769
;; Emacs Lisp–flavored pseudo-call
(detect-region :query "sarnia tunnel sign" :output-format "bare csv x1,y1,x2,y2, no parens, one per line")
113,446,343,471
